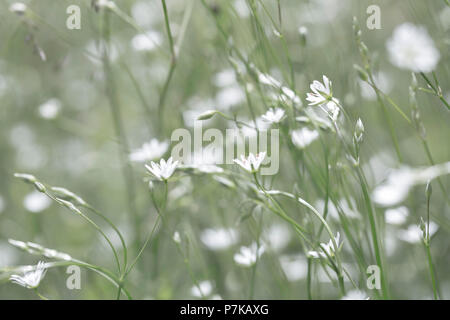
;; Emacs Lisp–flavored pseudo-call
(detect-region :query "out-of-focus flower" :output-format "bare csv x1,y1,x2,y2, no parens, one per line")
233,0,250,18
341,289,369,300
280,255,307,281
385,206,409,225
213,69,237,88
131,31,162,52
23,191,51,213
9,2,27,15
191,280,213,298
372,163,450,207
173,231,181,244
129,139,168,162
359,72,392,101
261,108,286,124
387,23,440,73
234,152,266,173
145,157,178,181
264,224,291,251
398,223,438,244
308,232,341,259
234,243,265,267
38,98,61,120
10,261,47,289
291,128,319,149
215,86,245,111
200,228,238,251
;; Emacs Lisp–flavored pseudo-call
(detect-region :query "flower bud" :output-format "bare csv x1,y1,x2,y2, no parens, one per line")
197,110,218,120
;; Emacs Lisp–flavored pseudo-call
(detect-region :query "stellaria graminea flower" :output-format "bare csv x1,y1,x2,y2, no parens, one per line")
341,289,369,300
145,157,179,181
261,108,286,124
9,2,27,15
10,261,47,289
306,75,338,106
387,23,440,73
233,152,266,173
129,139,168,162
234,242,265,267
200,228,239,251
291,128,319,149
308,232,341,259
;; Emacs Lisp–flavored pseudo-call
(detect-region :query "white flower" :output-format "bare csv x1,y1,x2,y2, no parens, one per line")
173,231,181,244
306,75,338,106
213,69,237,88
131,31,162,52
261,108,286,124
38,98,61,120
10,261,47,289
385,206,409,225
215,86,245,111
280,255,307,281
291,128,319,149
264,224,291,251
387,23,440,73
191,280,213,298
23,191,51,213
200,228,238,251
233,152,266,173
145,157,178,181
398,223,438,244
234,243,265,267
341,290,369,300
308,232,341,259
9,2,27,15
129,139,168,162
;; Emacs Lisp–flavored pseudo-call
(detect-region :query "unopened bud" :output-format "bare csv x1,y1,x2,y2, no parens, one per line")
197,110,218,120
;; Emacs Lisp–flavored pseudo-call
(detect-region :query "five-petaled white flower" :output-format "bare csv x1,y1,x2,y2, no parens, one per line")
234,243,265,267
308,232,341,259
145,157,179,181
261,108,286,124
129,139,168,163
306,75,338,107
387,23,440,73
10,261,47,289
233,152,266,173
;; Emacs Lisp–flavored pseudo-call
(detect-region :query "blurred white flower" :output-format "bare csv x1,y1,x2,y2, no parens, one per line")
200,228,238,251
234,152,266,173
23,191,51,213
308,232,341,259
191,280,213,298
213,69,237,88
38,98,61,120
387,23,440,73
306,75,338,106
145,157,178,181
398,223,438,244
234,243,265,267
341,289,369,300
131,31,162,52
261,108,285,124
385,206,409,225
264,224,291,251
215,86,245,110
233,0,250,18
131,1,161,28
10,261,47,289
129,139,168,162
280,255,307,281
291,128,319,149
373,163,450,207
173,231,181,244
9,2,27,15
298,26,308,36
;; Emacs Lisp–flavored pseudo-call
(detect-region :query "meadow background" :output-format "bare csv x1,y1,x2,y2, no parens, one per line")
0,0,449,299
